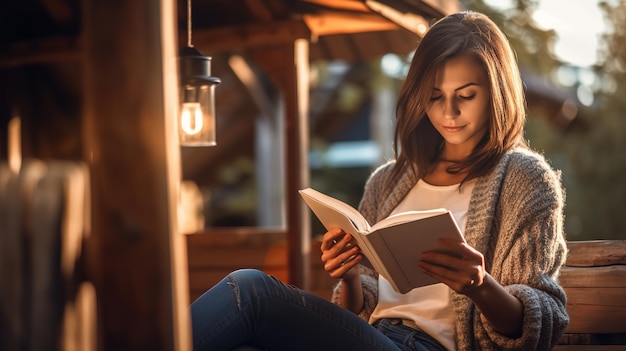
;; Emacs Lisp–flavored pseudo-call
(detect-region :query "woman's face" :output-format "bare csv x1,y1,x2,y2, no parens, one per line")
425,55,491,159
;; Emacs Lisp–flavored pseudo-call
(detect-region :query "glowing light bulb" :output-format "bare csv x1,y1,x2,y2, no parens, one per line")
180,102,203,136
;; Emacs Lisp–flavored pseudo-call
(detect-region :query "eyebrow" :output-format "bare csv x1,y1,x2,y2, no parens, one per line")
433,82,480,91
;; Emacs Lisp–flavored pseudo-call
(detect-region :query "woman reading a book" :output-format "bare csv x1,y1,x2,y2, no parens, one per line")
190,11,568,351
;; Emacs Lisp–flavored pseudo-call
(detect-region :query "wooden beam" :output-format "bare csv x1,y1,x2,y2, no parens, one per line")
191,20,312,54
303,0,372,12
303,13,399,36
0,36,81,68
0,10,418,68
82,0,190,349
364,1,430,36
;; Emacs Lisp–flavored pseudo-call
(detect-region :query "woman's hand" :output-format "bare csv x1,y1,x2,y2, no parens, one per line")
419,238,523,337
321,229,366,313
320,229,363,280
418,238,486,295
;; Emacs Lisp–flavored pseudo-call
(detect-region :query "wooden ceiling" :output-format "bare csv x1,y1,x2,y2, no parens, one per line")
0,0,462,67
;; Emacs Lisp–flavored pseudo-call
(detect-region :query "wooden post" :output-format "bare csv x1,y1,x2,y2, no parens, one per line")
82,0,190,350
251,40,311,289
228,55,285,228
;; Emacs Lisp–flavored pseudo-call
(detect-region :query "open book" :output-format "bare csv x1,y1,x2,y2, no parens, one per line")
299,187,465,294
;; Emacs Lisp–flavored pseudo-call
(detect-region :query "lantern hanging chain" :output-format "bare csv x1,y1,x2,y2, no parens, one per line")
187,0,192,47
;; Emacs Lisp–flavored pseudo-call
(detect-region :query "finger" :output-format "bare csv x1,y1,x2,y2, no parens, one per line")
327,254,362,279
321,228,344,250
419,261,458,287
419,259,483,292
325,244,360,267
340,252,359,266
326,233,355,256
420,250,465,271
338,233,356,249
324,246,360,272
420,251,482,280
437,238,482,262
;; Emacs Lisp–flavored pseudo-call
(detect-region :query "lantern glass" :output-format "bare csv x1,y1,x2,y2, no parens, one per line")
179,83,216,146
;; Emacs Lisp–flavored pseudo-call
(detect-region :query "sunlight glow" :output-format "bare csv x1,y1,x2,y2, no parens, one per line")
485,0,607,67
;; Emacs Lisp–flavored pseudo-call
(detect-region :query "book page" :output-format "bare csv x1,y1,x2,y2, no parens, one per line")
298,188,370,233
370,208,449,233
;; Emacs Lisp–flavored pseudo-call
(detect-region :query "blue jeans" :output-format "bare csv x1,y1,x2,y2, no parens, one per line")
191,269,447,351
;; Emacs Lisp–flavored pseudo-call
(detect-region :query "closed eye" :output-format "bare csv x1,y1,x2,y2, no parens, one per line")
430,95,442,101
459,94,475,100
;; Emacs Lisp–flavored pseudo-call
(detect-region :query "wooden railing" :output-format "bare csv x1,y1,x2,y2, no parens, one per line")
186,229,334,302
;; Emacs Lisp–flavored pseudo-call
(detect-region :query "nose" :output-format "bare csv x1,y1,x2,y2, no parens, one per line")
443,98,460,119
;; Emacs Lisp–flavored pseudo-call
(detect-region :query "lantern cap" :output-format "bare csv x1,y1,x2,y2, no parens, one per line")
179,46,221,85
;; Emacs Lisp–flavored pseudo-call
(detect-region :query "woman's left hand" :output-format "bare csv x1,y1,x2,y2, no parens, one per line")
418,238,486,295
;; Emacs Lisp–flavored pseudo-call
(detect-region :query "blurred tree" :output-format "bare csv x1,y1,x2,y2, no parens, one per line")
556,0,626,240
469,0,626,239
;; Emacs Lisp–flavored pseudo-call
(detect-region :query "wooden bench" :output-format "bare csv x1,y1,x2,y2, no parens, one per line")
554,240,626,350
186,233,626,349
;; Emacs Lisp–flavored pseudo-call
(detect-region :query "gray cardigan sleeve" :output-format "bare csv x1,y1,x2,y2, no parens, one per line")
455,149,569,351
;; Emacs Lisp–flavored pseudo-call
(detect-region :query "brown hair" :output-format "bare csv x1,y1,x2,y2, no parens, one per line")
388,11,527,187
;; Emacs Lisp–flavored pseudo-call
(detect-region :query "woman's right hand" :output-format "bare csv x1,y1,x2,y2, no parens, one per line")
320,228,362,280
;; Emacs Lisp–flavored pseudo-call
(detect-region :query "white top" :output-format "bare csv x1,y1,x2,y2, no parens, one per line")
369,179,475,351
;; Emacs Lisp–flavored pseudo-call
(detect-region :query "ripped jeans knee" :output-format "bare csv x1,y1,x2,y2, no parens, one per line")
224,269,276,311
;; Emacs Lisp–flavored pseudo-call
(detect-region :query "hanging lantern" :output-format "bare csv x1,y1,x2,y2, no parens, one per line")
178,46,221,146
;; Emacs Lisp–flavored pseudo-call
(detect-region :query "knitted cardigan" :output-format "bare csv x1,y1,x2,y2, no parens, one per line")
331,147,569,350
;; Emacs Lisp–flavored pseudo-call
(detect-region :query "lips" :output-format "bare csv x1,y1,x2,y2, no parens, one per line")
443,126,464,132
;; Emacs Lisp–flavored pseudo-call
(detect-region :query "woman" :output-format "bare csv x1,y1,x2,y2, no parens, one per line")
191,11,569,351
